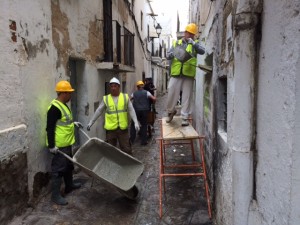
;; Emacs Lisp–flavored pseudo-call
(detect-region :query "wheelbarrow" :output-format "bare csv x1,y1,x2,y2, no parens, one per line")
57,128,144,200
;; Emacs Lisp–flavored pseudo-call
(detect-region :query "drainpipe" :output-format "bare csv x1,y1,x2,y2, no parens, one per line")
232,0,261,224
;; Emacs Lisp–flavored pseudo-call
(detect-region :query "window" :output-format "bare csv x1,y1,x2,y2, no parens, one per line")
105,82,110,95
116,22,121,63
141,11,143,31
218,77,227,132
103,0,113,62
123,27,134,66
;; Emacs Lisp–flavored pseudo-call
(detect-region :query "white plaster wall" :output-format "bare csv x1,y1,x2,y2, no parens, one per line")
0,0,109,199
290,53,300,225
192,0,300,224
0,0,55,184
56,0,102,63
85,67,108,141
255,0,300,224
193,1,234,224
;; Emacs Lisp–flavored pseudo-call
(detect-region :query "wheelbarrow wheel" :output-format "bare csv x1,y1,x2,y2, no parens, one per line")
117,185,139,200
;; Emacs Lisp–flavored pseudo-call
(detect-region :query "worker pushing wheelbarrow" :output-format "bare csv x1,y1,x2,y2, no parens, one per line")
58,127,144,200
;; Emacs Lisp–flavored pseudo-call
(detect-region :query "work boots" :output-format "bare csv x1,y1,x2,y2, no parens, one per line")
51,175,68,205
166,110,177,123
64,172,81,194
181,119,189,126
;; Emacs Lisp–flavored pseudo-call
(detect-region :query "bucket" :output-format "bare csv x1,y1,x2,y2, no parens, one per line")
174,45,193,62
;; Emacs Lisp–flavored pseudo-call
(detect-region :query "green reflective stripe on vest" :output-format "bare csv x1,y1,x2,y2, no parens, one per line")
171,39,198,78
103,93,129,130
46,99,75,147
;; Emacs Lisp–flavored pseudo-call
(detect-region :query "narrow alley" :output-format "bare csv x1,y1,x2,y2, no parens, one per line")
8,94,212,225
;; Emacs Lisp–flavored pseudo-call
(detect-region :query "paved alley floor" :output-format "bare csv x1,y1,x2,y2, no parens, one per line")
8,94,212,225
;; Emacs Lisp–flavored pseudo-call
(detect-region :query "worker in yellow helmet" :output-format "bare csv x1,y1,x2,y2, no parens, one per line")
46,80,82,205
166,23,205,126
87,77,140,155
130,80,156,145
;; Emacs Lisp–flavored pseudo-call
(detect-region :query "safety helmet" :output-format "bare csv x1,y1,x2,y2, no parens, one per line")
136,80,144,86
55,80,75,92
185,23,198,35
109,77,120,85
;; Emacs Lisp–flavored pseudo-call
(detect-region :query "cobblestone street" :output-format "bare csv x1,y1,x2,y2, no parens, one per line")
8,93,212,225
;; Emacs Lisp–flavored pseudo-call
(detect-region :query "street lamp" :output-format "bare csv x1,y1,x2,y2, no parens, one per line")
155,23,162,38
149,23,162,41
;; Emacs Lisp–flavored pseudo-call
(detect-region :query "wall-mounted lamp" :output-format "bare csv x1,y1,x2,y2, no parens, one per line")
149,23,162,41
155,23,162,37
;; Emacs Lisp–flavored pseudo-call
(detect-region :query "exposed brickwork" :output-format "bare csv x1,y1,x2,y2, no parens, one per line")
0,152,28,224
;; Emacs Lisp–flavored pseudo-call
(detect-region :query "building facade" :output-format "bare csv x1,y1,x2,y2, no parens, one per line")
191,0,300,224
0,0,166,223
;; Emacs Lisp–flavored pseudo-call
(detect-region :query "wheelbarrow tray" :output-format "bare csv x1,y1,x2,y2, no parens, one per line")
72,137,144,191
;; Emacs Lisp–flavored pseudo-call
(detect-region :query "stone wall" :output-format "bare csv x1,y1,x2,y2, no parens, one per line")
0,152,28,224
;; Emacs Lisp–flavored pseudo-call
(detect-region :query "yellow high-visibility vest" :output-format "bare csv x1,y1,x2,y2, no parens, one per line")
170,39,198,78
46,99,75,147
103,93,129,130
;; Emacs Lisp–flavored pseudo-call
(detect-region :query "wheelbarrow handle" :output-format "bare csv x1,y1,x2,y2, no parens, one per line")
57,150,75,162
78,127,91,140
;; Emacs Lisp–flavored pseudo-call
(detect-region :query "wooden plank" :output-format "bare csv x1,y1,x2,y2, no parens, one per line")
162,116,199,140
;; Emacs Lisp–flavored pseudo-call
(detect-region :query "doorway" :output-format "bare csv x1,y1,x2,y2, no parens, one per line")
69,58,86,147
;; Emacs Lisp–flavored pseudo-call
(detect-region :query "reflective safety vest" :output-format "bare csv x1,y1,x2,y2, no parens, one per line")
170,39,198,78
103,93,129,130
46,99,75,147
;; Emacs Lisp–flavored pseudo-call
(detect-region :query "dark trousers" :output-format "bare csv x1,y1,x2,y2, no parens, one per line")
130,110,148,145
51,146,74,174
51,146,75,196
106,128,132,155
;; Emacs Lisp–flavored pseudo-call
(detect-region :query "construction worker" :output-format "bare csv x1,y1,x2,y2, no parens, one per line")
130,80,156,145
144,78,157,114
46,80,82,205
166,23,205,126
87,77,140,155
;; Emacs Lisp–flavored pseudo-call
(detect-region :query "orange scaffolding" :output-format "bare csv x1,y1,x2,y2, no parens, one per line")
157,116,211,218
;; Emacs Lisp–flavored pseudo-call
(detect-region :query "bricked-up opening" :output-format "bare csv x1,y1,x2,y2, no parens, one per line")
103,0,113,62
9,20,17,42
123,27,134,66
217,77,227,132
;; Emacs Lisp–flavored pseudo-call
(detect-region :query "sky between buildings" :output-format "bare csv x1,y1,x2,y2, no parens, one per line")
149,0,189,40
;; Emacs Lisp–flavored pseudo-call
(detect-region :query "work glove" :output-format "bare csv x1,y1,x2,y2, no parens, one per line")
167,52,174,59
134,123,140,133
187,38,195,45
74,121,83,128
87,122,92,131
49,146,58,154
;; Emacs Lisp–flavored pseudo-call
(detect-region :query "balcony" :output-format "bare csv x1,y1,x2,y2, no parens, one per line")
96,62,135,73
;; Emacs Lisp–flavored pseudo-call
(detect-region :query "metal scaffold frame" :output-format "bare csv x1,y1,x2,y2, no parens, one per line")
157,117,212,219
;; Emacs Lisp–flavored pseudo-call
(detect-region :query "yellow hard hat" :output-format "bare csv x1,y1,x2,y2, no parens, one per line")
185,23,198,35
136,80,144,86
55,80,75,92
